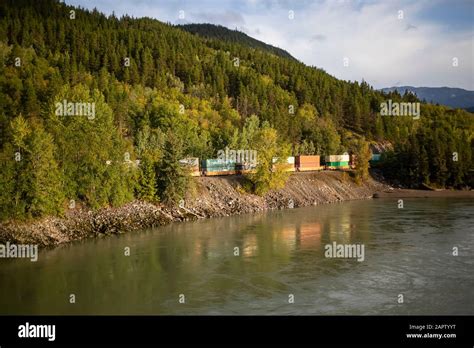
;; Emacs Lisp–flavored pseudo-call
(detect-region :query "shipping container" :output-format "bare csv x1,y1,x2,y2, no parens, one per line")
326,161,350,166
179,157,199,167
326,161,350,170
325,155,350,170
179,157,200,176
371,154,381,161
325,155,350,163
236,157,257,169
236,161,257,174
296,155,322,171
201,159,237,176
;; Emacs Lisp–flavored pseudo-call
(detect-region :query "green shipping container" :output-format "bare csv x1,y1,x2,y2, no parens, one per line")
371,154,381,161
204,165,236,170
326,161,349,166
201,159,236,171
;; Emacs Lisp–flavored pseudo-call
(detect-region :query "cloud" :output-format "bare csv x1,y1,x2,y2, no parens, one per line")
310,34,327,42
242,0,473,89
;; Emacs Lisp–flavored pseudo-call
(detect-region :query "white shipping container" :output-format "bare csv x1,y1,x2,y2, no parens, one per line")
326,155,349,162
179,157,199,167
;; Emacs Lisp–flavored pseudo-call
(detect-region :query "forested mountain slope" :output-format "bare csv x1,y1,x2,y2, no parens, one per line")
0,0,472,220
179,23,296,60
382,86,474,111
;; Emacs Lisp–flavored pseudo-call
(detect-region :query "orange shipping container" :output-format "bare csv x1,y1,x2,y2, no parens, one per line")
296,155,320,166
296,155,322,171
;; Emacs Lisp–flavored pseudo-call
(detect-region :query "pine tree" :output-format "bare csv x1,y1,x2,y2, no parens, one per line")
155,131,189,204
137,154,157,201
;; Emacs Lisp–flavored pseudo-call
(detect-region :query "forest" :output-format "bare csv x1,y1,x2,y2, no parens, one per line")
0,0,472,220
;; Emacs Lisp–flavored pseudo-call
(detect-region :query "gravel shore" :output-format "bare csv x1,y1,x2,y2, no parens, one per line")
0,171,391,247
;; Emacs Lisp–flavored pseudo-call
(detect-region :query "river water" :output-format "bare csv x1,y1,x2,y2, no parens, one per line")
0,198,473,315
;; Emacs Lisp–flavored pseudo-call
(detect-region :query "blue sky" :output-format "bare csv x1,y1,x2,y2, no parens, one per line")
66,0,474,90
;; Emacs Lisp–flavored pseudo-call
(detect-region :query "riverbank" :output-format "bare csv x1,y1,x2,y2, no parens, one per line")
3,171,469,248
0,171,387,247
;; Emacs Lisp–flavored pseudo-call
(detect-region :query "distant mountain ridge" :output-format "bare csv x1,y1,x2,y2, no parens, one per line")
381,86,474,111
178,23,296,60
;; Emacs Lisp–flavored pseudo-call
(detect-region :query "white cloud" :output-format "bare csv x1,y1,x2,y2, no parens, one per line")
242,0,473,89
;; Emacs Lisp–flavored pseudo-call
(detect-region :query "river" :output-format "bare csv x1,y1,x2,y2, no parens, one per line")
0,198,473,315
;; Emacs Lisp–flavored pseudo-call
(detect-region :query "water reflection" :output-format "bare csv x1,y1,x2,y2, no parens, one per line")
297,222,322,250
0,198,473,315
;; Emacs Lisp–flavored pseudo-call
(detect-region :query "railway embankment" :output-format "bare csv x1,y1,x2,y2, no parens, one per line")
0,171,389,247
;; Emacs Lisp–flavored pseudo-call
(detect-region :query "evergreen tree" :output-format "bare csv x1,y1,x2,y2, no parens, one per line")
155,131,189,204
136,154,157,201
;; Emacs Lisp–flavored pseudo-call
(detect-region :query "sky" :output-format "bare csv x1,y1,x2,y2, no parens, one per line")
65,0,474,90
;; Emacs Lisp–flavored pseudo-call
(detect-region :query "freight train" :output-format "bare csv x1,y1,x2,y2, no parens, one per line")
179,154,367,177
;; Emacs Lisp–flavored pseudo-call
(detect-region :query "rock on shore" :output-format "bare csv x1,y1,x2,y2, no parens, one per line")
0,171,388,247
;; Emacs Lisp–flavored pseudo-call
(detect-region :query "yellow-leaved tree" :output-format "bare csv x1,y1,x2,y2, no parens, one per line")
247,120,291,195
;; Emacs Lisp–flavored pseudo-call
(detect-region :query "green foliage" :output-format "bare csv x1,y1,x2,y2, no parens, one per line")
380,107,473,188
245,119,291,195
47,84,135,209
0,117,64,219
136,154,157,201
22,124,65,216
0,142,19,220
352,138,372,185
155,131,189,204
180,24,296,60
135,124,163,201
0,0,472,221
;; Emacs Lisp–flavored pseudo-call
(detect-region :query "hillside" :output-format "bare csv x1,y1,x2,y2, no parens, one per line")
381,86,474,111
0,0,472,222
178,23,296,61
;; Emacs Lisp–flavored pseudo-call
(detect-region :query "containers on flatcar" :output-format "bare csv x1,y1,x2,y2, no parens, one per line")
295,155,322,171
371,153,381,162
369,153,382,168
325,155,350,170
272,156,296,172
201,158,237,176
236,160,257,174
179,157,201,176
